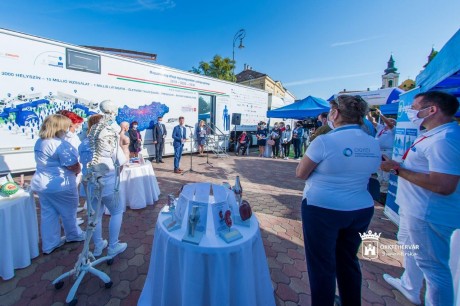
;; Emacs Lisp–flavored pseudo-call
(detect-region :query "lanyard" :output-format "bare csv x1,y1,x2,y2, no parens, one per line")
329,125,361,133
377,128,387,137
401,136,427,161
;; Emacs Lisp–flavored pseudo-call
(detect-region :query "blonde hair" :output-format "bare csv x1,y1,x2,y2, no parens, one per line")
87,114,103,135
39,114,71,139
199,120,205,126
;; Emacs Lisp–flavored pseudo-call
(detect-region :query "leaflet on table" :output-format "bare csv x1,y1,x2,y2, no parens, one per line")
194,183,211,202
211,184,228,203
181,184,195,199
174,194,188,224
211,200,231,235
226,191,240,218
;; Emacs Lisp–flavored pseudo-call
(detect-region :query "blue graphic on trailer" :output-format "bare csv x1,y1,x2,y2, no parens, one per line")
223,105,230,131
116,102,169,131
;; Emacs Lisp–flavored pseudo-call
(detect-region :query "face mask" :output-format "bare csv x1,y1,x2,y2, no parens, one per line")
326,112,335,130
317,120,322,126
406,107,432,128
133,125,138,129
75,126,82,134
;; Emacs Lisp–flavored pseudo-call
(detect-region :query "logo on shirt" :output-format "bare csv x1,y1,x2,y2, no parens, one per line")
343,148,353,157
359,230,381,260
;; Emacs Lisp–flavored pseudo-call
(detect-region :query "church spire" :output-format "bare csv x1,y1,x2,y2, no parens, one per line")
384,54,398,75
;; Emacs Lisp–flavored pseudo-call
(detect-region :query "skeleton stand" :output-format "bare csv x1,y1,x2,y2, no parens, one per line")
53,114,120,306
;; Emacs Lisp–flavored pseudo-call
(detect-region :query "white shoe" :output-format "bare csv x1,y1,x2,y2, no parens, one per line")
77,217,85,225
93,239,108,257
43,236,66,255
383,274,421,305
108,242,127,257
284,157,288,160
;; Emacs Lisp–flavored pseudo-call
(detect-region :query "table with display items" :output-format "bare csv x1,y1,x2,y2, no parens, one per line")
0,189,39,280
138,195,275,306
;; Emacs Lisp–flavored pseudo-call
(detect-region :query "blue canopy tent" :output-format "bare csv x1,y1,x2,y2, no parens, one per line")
266,96,329,119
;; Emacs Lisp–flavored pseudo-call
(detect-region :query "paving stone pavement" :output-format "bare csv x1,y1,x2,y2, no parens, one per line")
0,151,422,306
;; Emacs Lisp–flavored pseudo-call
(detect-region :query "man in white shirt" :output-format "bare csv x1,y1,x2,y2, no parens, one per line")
381,91,460,306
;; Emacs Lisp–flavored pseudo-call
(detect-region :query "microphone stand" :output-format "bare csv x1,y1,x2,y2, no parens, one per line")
182,126,202,175
199,127,213,167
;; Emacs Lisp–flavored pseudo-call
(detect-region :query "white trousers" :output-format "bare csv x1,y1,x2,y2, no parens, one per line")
398,211,456,306
37,189,83,253
91,193,124,249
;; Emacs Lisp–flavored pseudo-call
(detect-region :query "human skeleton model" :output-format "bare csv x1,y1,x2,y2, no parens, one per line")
52,100,121,304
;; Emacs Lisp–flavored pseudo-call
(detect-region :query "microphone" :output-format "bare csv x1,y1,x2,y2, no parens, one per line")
185,125,193,128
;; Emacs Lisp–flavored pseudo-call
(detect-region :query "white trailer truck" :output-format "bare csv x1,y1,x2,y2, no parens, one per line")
0,28,269,173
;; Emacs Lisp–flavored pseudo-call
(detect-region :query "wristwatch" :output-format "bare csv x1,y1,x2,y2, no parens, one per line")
389,165,400,176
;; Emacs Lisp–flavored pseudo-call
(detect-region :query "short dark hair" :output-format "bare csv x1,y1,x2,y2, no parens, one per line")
415,91,459,116
179,116,184,120
158,116,163,119
319,112,329,119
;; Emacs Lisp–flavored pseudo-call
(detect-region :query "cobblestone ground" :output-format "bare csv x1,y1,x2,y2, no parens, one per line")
0,151,422,306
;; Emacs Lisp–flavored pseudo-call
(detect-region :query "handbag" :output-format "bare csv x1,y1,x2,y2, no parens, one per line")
267,139,275,146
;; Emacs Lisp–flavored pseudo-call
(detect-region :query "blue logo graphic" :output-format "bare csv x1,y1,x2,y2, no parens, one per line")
343,148,353,157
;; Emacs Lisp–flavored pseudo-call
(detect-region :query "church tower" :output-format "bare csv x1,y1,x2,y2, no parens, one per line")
381,55,400,88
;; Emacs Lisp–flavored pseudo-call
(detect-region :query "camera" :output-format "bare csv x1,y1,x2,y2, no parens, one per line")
369,108,377,112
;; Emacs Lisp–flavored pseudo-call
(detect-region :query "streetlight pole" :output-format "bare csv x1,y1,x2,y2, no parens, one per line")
232,29,246,76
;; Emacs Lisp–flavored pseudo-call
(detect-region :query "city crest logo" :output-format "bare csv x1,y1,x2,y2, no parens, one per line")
343,148,353,157
359,230,381,260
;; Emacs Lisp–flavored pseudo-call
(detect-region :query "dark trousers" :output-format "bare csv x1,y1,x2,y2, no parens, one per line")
272,139,280,157
292,138,301,158
236,143,248,155
155,141,164,162
282,142,291,157
174,144,183,170
301,199,374,306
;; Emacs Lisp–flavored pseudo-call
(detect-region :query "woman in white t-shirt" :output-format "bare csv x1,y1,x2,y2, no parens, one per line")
296,95,381,306
31,114,85,254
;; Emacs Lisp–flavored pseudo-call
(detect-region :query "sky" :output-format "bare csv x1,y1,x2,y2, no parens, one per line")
1,0,459,100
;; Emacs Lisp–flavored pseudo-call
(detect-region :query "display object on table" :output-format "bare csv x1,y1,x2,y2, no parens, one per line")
239,200,252,221
233,176,243,205
0,174,21,196
162,194,180,231
219,209,242,243
182,198,208,245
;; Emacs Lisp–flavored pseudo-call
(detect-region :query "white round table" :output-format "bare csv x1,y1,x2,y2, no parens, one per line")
0,189,39,280
119,163,160,210
138,206,275,306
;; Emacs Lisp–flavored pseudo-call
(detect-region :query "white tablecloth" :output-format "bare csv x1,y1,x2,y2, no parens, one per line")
119,163,160,210
0,190,39,280
138,207,275,306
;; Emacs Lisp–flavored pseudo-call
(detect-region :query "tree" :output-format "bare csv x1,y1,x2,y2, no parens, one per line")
191,55,236,82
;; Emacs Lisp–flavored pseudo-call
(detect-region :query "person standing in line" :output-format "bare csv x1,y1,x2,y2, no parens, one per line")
119,122,130,161
281,124,293,160
128,121,142,158
296,95,381,306
153,116,167,163
256,121,268,157
172,116,187,173
270,123,282,158
292,121,304,160
31,114,85,254
380,91,460,306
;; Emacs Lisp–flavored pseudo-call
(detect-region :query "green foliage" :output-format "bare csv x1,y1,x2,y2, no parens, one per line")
191,55,236,82
198,97,211,114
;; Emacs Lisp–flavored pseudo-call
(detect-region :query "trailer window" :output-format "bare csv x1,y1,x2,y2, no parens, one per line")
66,49,101,74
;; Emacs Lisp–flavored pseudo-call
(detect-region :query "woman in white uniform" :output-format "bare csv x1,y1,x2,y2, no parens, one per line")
79,114,128,257
296,95,381,306
31,114,85,254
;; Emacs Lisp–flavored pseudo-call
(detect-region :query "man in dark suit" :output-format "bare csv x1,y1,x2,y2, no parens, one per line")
172,116,187,173
153,116,167,163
